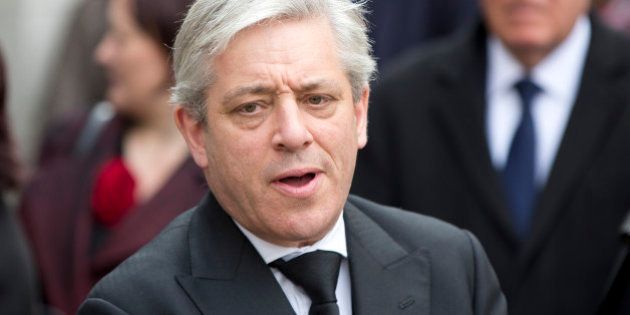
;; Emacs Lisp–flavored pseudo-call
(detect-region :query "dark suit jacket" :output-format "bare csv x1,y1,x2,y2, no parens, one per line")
352,15,630,315
78,193,506,314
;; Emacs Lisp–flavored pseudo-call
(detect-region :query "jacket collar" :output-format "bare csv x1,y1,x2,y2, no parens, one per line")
176,194,431,314
344,198,431,314
175,194,295,314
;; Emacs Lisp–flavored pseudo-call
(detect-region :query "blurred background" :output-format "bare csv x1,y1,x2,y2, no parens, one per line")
0,0,479,172
0,0,97,168
2,0,628,174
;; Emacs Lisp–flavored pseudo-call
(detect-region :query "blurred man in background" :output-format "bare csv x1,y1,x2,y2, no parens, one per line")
353,0,630,314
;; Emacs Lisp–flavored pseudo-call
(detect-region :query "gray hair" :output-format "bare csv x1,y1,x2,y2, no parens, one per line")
171,0,377,122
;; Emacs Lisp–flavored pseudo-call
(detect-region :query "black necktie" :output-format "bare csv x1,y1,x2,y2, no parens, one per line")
502,77,541,239
269,250,342,315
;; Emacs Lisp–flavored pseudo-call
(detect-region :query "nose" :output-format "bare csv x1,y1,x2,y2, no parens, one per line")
94,33,114,66
271,99,314,152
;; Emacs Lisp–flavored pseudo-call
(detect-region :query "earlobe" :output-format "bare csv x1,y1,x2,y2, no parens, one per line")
356,86,370,149
173,106,209,168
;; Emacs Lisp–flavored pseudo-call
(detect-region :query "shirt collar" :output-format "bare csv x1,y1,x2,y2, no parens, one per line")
235,211,348,264
487,15,591,99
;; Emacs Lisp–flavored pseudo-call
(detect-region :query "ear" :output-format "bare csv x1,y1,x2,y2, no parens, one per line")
355,85,369,149
174,106,209,169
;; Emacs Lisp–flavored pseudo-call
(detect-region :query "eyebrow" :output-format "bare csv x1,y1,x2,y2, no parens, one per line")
221,79,344,105
222,84,276,105
299,79,343,95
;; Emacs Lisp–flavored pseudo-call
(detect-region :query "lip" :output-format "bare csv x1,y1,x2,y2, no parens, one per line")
271,168,323,198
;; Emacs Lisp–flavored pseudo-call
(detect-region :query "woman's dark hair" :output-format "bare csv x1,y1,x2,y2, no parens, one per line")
132,0,195,58
0,49,20,190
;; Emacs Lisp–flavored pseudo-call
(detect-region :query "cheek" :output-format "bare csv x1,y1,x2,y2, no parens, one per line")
120,44,169,89
481,0,501,23
206,125,266,184
134,60,169,90
204,137,255,210
553,8,582,39
313,114,359,169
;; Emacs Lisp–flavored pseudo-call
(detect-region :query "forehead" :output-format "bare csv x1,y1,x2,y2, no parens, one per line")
108,0,136,29
210,17,346,91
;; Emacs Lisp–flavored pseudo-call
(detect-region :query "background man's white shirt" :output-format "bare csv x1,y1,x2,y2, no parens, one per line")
486,15,591,187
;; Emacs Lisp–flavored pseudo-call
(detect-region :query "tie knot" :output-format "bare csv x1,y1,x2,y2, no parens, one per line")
514,77,541,109
270,250,342,307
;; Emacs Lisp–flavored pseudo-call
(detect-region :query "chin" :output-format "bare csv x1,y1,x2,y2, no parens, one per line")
504,32,553,52
107,92,127,111
278,227,328,247
273,207,340,246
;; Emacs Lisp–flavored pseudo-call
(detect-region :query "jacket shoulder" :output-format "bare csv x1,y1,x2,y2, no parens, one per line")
346,194,507,314
379,36,461,85
347,194,472,251
378,19,480,86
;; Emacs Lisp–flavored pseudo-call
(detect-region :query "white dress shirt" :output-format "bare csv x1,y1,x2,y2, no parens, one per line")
235,213,352,315
486,15,591,187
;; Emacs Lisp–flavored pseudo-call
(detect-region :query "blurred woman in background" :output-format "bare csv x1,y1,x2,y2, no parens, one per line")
0,48,38,314
19,0,204,313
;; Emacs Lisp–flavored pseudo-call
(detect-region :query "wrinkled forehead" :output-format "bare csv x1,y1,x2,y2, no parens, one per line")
212,14,332,63
209,17,349,95
208,16,348,87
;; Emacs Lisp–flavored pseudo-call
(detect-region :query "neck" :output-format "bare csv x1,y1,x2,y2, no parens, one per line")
130,91,178,136
509,46,550,71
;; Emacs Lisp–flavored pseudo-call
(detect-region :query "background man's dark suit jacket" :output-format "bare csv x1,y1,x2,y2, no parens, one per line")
352,15,630,315
79,194,506,314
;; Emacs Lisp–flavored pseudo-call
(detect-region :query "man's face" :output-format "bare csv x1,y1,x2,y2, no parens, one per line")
176,17,369,247
481,0,590,66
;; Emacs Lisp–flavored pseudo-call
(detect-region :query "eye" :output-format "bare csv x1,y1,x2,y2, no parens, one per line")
240,103,259,113
243,104,258,113
301,93,337,118
308,95,324,105
305,95,331,106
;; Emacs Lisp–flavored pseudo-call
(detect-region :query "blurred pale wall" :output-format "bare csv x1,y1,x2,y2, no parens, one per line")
0,0,82,169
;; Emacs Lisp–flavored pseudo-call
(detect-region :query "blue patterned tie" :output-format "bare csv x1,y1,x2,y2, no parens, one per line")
502,77,541,239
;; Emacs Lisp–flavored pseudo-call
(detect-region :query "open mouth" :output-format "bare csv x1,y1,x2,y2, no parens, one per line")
272,170,321,198
278,173,317,187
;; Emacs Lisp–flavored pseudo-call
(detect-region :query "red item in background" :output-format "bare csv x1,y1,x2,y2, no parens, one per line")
91,157,136,227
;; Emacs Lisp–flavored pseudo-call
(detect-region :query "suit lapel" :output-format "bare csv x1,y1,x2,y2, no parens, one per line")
521,17,630,270
175,195,294,315
175,194,437,313
431,20,519,245
344,200,431,314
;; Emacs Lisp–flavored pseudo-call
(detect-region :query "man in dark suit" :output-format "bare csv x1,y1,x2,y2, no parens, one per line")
353,0,630,314
78,0,506,314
